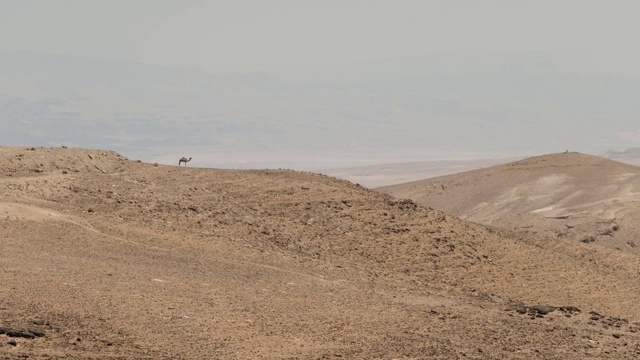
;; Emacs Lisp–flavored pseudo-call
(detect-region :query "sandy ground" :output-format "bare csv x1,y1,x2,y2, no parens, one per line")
3,147,640,359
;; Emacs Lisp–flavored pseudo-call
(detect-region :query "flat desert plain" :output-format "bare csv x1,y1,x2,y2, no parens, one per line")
3,147,640,359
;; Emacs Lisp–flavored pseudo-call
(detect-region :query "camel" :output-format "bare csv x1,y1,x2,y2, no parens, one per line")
179,157,192,167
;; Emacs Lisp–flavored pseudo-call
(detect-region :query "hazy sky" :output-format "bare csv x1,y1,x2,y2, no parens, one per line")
3,1,640,170
3,0,640,80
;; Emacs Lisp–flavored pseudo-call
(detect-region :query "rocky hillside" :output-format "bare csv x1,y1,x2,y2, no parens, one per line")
2,146,640,358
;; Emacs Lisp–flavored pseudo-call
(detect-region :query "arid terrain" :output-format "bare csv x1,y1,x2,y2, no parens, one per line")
318,148,640,189
379,152,640,255
4,147,640,359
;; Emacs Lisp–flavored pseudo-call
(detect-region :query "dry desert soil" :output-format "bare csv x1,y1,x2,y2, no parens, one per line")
379,152,640,256
3,147,640,359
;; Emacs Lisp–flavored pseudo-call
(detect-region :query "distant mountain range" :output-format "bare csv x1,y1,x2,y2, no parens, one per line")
3,51,640,169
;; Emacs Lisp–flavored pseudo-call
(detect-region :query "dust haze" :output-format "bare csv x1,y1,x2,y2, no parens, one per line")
2,2,640,168
5,2,640,358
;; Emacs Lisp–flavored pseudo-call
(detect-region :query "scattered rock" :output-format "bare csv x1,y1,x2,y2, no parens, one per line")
0,326,44,339
29,329,46,337
10,330,35,339
589,311,604,322
530,305,557,315
558,306,581,317
516,305,580,318
580,235,596,243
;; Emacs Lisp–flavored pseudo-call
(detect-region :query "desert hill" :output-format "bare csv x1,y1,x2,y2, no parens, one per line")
3,147,640,358
378,152,640,254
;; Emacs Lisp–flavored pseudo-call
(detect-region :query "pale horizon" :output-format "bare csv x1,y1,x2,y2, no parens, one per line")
2,1,640,170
